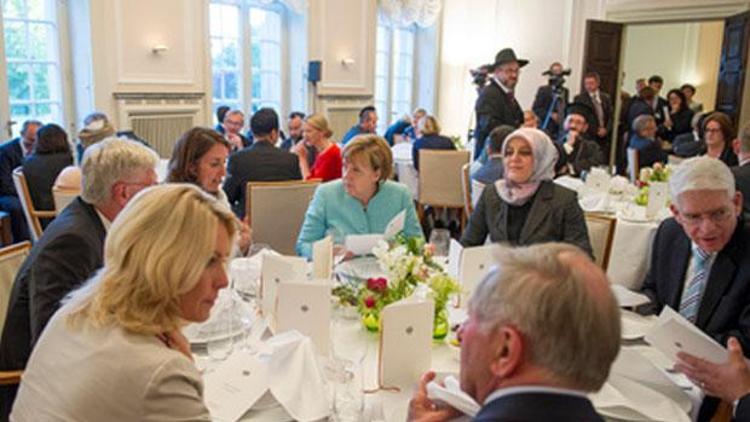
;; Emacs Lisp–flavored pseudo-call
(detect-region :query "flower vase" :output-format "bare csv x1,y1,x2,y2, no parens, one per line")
362,311,380,332
432,306,449,340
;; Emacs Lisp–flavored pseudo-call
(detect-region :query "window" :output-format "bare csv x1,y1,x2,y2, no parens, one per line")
2,0,62,133
209,3,242,114
209,0,288,122
374,23,415,134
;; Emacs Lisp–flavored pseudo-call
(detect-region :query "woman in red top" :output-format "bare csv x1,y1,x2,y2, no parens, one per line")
294,113,342,181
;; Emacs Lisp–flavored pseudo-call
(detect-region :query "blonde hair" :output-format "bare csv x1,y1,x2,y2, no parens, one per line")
305,113,333,138
418,115,441,136
81,138,159,205
67,184,238,335
342,134,393,182
469,243,620,391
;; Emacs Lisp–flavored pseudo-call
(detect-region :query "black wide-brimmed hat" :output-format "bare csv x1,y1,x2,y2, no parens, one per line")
566,102,597,128
493,48,529,68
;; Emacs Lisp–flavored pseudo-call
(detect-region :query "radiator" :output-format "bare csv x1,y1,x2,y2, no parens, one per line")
130,114,195,158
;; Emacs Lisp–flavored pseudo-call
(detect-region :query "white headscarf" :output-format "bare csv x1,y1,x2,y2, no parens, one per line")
494,128,559,205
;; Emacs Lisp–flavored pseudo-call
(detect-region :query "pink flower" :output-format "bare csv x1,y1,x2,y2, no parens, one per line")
364,296,376,308
367,277,388,292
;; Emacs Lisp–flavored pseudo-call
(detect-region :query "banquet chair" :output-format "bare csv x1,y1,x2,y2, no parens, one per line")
0,241,31,332
626,148,640,184
584,212,616,270
12,168,56,242
246,180,320,255
0,211,11,246
417,150,471,228
52,186,80,213
0,370,22,385
460,163,473,217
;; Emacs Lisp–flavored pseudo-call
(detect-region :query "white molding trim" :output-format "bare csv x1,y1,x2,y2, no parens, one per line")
113,0,197,86
605,0,750,23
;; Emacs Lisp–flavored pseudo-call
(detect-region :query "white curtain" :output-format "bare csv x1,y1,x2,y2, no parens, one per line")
254,0,308,14
379,0,442,28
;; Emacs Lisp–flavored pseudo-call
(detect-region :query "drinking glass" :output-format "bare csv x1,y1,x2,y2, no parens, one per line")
429,228,451,257
206,311,234,361
332,357,364,422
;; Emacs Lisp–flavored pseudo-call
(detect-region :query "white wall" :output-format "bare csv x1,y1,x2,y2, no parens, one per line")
622,21,723,107
437,0,600,139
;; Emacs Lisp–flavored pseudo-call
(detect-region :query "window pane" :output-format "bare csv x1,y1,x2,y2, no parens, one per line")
224,71,238,99
374,24,391,131
209,2,241,110
249,7,281,110
3,0,62,133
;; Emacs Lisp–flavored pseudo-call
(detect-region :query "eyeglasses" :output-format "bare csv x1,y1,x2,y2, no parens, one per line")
680,207,734,226
704,128,722,133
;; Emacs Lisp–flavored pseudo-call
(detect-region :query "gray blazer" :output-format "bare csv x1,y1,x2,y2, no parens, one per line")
460,180,593,257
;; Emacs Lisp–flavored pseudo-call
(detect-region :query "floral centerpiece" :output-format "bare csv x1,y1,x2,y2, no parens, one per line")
332,233,460,339
634,162,672,206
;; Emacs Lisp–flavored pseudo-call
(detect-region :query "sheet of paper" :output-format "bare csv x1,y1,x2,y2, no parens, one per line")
646,181,668,219
312,236,332,280
458,245,497,303
261,254,307,317
610,284,651,308
645,306,729,365
344,234,383,256
203,351,270,422
446,239,463,279
275,282,331,355
379,300,434,388
383,210,406,240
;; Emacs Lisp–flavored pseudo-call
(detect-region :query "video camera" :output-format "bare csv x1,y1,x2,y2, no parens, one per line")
542,68,572,92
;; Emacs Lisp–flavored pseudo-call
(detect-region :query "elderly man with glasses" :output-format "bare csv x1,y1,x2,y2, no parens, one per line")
639,155,750,420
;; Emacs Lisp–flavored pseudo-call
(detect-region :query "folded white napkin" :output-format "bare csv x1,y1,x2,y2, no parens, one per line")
426,375,480,417
264,331,330,422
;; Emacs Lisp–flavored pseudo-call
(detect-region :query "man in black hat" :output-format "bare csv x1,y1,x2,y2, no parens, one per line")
473,48,528,160
555,103,603,176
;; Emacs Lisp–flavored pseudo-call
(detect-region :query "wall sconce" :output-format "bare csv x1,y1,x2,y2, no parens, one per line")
340,58,355,67
151,44,169,54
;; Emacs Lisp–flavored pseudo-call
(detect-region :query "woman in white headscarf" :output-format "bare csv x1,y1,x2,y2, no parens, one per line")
460,128,592,256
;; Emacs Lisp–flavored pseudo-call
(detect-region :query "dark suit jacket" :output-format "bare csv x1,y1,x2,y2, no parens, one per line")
673,132,703,158
22,152,73,213
474,392,603,422
625,98,655,134
574,91,613,138
222,141,302,218
532,85,568,138
557,134,603,176
0,197,106,371
460,181,592,257
412,134,455,171
640,218,750,352
629,134,667,168
652,96,670,125
0,138,23,197
737,395,750,421
733,163,750,221
474,79,523,159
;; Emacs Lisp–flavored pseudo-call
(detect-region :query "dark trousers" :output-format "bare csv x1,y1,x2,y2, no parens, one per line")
0,384,18,421
0,196,28,243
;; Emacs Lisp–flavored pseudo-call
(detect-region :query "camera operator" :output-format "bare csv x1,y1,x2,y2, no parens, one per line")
473,48,528,160
574,71,613,158
532,62,570,140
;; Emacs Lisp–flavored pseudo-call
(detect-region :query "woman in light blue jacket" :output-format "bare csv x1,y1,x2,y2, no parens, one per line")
296,134,423,258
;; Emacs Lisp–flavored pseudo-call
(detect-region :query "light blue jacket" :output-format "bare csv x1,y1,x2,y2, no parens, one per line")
296,180,423,258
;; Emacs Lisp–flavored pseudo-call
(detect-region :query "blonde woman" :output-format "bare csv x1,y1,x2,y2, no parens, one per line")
293,113,342,181
11,184,237,421
411,115,455,171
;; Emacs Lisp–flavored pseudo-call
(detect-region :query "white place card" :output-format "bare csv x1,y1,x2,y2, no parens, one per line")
458,245,497,304
379,300,434,389
383,210,406,240
646,181,668,219
645,306,731,365
275,282,331,355
610,284,651,308
446,239,463,279
203,351,270,422
260,254,307,317
312,235,333,280
585,167,611,193
344,234,383,256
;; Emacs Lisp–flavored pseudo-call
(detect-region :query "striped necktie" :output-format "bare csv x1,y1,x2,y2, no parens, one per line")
679,247,710,323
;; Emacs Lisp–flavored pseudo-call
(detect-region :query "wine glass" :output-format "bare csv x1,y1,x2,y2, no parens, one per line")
429,228,451,257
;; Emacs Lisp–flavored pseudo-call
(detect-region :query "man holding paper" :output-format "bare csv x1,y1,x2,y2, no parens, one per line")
408,243,621,421
640,156,750,351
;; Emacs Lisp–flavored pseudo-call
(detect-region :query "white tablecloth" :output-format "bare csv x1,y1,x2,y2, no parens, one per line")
606,218,660,290
392,143,418,199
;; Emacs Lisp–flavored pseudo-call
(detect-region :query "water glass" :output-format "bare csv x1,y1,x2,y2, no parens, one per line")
332,358,364,422
230,258,260,300
207,304,234,361
429,228,451,257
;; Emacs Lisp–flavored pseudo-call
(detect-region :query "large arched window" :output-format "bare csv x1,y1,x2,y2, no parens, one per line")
375,22,416,135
